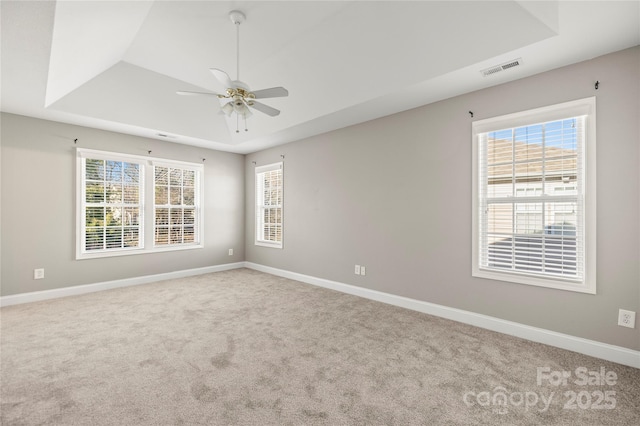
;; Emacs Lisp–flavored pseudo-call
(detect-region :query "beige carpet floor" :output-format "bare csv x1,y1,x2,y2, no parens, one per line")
1,268,639,425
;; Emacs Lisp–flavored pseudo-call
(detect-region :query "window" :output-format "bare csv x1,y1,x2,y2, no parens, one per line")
255,162,283,248
472,97,596,293
77,150,144,257
77,149,203,259
154,165,200,247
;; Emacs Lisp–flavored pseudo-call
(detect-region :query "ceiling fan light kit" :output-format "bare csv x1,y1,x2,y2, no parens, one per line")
177,10,289,134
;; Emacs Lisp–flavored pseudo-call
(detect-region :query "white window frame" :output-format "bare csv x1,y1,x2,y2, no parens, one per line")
255,162,283,248
152,161,203,250
471,97,596,293
76,148,204,259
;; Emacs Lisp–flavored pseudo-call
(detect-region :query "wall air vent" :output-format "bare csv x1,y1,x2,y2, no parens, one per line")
480,58,523,77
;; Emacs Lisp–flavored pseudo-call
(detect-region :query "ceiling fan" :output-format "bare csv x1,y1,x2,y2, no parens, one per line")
177,10,288,133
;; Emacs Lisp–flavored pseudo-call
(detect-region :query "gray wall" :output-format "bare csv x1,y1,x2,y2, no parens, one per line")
1,114,245,296
246,47,640,351
1,48,637,352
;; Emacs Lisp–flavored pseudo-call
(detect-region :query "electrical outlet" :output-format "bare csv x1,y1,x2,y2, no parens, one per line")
34,268,45,280
355,265,360,275
228,248,233,256
360,266,366,276
618,309,636,328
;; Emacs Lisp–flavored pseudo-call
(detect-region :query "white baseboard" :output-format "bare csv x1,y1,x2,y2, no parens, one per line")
0,262,245,307
244,262,640,369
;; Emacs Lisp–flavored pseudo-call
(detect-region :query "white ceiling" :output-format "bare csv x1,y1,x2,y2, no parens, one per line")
2,1,639,154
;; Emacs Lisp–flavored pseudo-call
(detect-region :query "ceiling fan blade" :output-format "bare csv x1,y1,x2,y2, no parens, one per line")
249,101,280,117
210,68,233,89
251,87,289,99
176,90,221,97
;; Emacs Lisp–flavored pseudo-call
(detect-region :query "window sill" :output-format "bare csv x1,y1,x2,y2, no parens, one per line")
472,267,595,294
255,241,282,249
76,243,204,260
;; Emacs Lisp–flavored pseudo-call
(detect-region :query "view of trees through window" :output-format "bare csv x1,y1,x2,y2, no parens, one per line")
78,149,203,258
84,159,141,251
154,166,197,246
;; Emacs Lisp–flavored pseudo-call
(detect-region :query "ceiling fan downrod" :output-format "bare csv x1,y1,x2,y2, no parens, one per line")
229,10,245,82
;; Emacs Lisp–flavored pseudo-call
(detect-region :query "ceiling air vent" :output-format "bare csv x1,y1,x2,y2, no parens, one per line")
156,133,176,139
480,58,522,77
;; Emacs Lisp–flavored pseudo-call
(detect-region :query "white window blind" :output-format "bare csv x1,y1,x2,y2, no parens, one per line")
79,153,144,255
154,164,202,247
472,97,596,293
255,162,283,248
